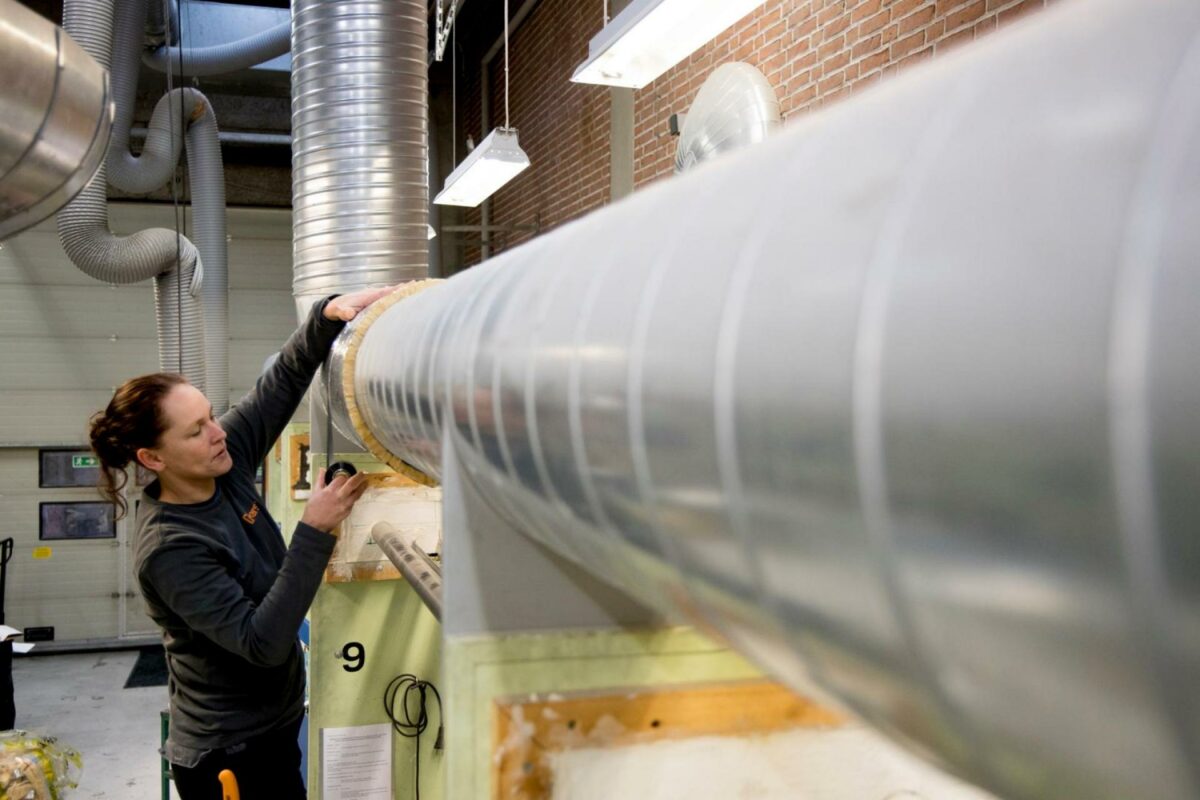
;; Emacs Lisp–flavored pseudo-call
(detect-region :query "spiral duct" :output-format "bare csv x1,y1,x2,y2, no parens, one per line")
290,0,430,320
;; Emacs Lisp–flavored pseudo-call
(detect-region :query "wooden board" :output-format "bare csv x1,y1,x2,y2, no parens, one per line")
493,681,845,798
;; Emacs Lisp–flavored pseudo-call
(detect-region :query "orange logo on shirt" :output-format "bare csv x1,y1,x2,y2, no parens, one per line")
242,503,259,525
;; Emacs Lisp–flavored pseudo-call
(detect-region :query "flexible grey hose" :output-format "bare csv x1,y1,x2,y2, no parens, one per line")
109,0,229,410
143,19,290,77
106,88,199,194
107,0,197,194
58,0,206,388
184,102,229,412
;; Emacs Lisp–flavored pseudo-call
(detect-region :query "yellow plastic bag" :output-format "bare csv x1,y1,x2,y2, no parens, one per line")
0,731,82,800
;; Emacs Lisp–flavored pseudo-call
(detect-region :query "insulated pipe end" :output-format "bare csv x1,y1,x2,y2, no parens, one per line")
331,279,443,487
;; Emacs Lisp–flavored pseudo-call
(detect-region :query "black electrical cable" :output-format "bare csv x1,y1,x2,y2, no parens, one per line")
383,674,443,800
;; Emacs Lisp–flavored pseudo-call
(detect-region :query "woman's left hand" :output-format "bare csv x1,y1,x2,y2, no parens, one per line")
323,285,401,322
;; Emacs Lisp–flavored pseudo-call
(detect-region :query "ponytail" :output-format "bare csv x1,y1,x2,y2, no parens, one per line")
88,373,187,519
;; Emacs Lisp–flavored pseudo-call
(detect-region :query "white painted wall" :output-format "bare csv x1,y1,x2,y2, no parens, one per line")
0,203,296,642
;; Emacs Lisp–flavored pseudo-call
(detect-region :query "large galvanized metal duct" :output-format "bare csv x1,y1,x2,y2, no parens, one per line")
0,0,110,241
290,0,429,320
327,0,1200,798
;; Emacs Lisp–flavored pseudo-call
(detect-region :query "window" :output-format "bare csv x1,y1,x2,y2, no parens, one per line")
39,502,116,541
38,449,101,489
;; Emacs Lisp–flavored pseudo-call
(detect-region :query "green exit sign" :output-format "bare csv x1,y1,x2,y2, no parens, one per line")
72,455,99,469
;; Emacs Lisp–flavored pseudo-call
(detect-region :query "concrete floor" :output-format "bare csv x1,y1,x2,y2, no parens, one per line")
13,650,179,800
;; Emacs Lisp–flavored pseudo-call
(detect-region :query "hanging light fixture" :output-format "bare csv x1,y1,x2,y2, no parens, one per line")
433,128,530,208
572,0,769,90
434,0,530,208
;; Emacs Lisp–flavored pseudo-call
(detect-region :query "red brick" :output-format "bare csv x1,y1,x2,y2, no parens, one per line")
889,0,928,21
823,12,852,39
818,71,845,93
938,26,975,51
998,0,1044,25
898,45,934,69
851,0,883,24
823,49,851,75
793,84,818,106
973,15,998,35
896,4,935,34
855,9,889,38
852,33,882,58
890,29,926,59
945,0,986,31
860,48,889,74
817,34,846,60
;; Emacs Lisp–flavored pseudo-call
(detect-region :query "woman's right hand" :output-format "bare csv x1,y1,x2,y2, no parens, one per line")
301,468,368,535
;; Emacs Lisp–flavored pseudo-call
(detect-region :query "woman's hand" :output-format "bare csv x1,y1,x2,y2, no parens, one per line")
301,468,368,535
323,285,400,322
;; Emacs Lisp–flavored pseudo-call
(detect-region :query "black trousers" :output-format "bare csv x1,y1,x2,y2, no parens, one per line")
172,717,305,800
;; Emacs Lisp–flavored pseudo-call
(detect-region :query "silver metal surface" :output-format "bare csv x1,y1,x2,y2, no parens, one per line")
373,522,443,621
291,0,430,319
340,1,1200,797
0,0,111,241
675,62,780,173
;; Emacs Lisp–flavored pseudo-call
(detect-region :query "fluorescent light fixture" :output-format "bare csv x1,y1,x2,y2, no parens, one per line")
572,0,768,90
433,127,530,208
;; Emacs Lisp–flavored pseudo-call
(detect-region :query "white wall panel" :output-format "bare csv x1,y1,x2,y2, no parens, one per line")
0,202,297,444
0,203,297,642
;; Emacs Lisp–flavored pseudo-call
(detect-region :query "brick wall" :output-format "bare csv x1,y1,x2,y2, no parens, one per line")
457,0,1055,263
460,0,611,260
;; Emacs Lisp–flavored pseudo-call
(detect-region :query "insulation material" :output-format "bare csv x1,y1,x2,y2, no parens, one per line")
550,727,995,800
325,475,441,583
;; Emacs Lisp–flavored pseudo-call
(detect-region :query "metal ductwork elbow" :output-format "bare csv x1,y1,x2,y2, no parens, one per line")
0,0,112,241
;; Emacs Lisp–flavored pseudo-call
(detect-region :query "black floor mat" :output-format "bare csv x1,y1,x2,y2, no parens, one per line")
124,645,168,689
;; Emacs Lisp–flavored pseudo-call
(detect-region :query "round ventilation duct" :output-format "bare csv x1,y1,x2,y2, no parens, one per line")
675,62,780,173
0,0,111,241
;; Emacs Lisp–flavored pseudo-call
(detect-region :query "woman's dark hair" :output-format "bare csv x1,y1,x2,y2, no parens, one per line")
88,373,188,519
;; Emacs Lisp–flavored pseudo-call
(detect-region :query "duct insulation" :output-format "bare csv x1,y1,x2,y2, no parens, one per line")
290,0,430,320
327,1,1200,799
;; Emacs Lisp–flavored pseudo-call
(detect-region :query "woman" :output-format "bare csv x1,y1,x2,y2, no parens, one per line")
88,288,393,799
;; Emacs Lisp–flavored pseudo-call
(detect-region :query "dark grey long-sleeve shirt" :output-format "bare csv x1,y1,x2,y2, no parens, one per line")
133,298,344,767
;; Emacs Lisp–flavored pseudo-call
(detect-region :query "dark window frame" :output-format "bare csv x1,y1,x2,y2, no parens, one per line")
37,448,101,489
38,501,117,541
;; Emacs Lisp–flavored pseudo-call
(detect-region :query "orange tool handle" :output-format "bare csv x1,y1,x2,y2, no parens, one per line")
218,768,240,800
